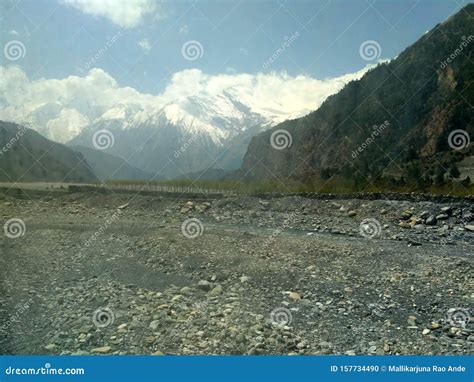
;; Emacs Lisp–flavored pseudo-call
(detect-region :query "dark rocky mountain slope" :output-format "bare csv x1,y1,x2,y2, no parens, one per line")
240,5,473,187
0,121,97,183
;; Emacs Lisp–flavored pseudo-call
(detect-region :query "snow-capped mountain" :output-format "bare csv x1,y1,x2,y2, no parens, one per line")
92,89,276,138
1,65,373,179
68,90,279,179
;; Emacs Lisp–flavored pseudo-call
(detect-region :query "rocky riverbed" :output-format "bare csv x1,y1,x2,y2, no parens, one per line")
0,189,473,355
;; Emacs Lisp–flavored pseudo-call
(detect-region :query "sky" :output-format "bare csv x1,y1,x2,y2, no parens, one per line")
0,0,471,139
1,0,469,91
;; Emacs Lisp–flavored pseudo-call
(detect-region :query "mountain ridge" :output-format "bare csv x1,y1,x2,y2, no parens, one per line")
68,91,275,178
239,4,474,188
0,121,98,183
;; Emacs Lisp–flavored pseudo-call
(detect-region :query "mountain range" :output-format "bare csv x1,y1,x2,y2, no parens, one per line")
67,91,273,179
0,5,472,186
0,59,370,180
0,121,97,183
240,4,473,187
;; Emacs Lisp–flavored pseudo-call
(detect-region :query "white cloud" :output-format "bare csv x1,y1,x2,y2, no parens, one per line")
137,38,151,52
46,108,90,142
60,0,159,28
157,66,373,121
0,66,154,142
0,64,374,142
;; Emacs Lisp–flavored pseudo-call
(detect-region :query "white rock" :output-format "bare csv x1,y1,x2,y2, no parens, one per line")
91,346,111,354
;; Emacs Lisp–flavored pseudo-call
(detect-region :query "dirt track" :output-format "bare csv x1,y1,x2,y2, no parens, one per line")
0,188,473,355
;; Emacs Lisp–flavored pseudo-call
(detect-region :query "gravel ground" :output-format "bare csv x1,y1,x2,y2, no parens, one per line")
0,189,473,355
